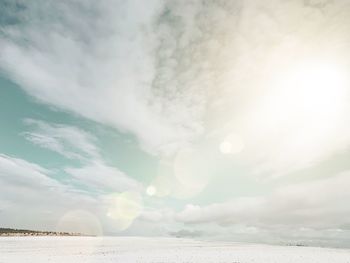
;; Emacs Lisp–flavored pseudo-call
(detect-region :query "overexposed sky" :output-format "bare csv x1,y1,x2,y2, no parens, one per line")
0,0,350,247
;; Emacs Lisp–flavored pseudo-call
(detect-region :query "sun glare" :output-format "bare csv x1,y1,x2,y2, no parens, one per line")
281,62,347,117
259,61,347,128
244,60,349,169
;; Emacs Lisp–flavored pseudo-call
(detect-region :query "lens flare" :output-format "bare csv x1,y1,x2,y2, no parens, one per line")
146,185,157,196
173,147,211,198
56,210,103,236
106,191,143,231
220,133,245,155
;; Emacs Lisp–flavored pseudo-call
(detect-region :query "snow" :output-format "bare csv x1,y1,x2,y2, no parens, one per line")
0,237,349,263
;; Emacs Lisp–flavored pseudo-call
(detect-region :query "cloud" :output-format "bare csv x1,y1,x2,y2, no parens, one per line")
0,153,145,235
65,161,143,193
169,229,203,238
22,119,143,194
23,119,99,160
1,0,350,176
176,171,350,230
0,153,100,230
140,208,174,223
154,0,350,177
0,153,58,189
171,171,350,246
1,0,350,245
0,0,198,155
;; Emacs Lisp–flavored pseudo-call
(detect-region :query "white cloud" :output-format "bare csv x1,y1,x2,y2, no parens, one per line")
22,119,143,194
65,161,143,193
171,171,350,245
23,119,99,160
1,0,350,175
0,153,145,235
140,208,174,223
0,153,100,230
0,0,199,155
0,153,57,189
176,171,350,229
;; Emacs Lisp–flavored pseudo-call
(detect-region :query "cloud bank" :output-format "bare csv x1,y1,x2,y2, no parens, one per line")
1,0,350,175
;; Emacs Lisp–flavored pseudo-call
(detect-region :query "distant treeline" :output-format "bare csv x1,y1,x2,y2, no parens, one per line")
1,228,40,234
0,227,80,236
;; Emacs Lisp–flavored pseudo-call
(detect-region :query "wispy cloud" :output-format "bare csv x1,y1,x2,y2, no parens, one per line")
65,161,143,193
0,153,144,234
23,119,143,194
1,0,350,174
0,0,191,155
23,119,99,160
0,153,99,230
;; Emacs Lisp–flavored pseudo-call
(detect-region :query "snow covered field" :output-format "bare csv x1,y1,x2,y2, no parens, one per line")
0,237,349,263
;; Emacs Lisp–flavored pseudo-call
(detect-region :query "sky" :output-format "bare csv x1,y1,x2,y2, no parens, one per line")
0,0,350,247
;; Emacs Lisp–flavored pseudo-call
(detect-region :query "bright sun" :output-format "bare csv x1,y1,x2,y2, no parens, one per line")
243,60,349,166
281,62,346,118
260,61,347,127
218,60,348,165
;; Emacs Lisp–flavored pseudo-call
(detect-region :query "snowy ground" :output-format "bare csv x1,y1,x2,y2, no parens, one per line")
0,237,349,263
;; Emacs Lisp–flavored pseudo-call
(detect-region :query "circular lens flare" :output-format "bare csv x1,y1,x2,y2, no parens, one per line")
146,185,157,196
173,147,211,197
220,133,245,155
56,210,103,236
106,191,143,231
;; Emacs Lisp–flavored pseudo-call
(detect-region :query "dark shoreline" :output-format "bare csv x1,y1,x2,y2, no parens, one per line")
0,227,81,236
